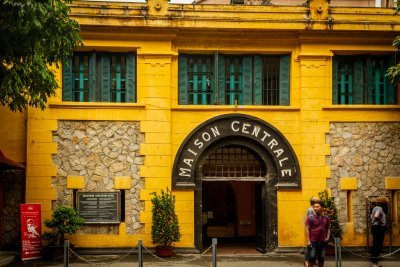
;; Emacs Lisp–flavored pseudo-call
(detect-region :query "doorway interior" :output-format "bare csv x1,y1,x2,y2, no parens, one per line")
199,145,269,254
202,180,265,254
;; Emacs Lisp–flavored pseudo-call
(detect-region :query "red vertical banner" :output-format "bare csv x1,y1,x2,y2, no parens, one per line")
20,204,42,260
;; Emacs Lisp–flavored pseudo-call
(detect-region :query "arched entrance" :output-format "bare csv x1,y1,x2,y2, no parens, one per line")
197,142,277,253
171,114,301,252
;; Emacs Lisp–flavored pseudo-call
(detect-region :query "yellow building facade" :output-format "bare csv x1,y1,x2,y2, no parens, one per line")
2,0,400,251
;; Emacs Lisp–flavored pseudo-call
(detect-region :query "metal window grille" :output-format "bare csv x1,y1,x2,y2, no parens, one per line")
111,54,127,103
336,55,393,105
188,56,213,104
72,53,89,102
262,57,280,105
225,57,243,105
371,58,388,104
337,58,353,104
202,146,265,178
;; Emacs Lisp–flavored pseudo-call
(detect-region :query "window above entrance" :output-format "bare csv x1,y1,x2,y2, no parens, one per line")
178,53,290,106
62,52,136,103
202,146,266,179
332,54,397,105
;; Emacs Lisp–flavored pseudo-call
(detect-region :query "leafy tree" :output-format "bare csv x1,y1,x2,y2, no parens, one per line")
0,0,81,112
387,2,400,85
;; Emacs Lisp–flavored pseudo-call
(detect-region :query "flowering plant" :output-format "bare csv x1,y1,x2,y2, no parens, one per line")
318,190,343,243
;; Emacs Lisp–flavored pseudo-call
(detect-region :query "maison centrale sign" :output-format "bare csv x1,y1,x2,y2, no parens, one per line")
172,114,301,190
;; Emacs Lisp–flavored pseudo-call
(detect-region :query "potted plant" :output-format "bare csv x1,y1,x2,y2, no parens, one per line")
318,190,343,255
150,188,181,257
42,206,84,260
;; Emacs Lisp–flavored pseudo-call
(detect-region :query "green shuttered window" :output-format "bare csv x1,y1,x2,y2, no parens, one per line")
332,55,396,105
63,52,136,103
178,54,290,105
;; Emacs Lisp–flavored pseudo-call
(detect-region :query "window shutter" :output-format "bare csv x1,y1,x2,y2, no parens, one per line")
89,52,97,102
332,57,338,104
366,57,374,104
242,56,253,105
209,59,215,105
62,57,73,101
101,53,111,102
387,53,396,104
126,53,136,103
253,56,263,105
353,58,363,104
279,54,290,105
217,54,226,104
178,55,188,104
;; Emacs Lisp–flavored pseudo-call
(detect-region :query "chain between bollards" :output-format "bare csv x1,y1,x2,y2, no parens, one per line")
212,238,217,267
334,237,341,267
64,239,69,267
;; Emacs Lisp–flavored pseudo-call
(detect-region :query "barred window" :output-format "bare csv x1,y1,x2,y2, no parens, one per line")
178,53,290,105
332,55,396,105
63,52,136,103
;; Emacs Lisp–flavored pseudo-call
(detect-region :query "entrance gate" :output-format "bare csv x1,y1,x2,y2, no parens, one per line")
171,114,301,252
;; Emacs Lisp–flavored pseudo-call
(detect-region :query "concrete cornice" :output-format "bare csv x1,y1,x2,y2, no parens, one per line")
70,1,400,32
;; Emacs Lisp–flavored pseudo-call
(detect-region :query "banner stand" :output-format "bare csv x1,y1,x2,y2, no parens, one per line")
20,204,42,260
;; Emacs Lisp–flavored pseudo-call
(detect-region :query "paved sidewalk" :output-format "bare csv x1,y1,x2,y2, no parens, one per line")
3,252,400,267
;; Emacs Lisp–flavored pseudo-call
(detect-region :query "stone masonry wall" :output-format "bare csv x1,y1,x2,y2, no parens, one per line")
52,121,144,235
328,122,400,234
0,170,25,250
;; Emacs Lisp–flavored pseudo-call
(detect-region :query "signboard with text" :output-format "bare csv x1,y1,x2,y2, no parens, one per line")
20,203,42,260
172,114,301,189
77,192,120,224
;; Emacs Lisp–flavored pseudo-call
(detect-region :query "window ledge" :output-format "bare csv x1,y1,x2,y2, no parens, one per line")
171,105,300,111
322,104,400,110
49,102,145,109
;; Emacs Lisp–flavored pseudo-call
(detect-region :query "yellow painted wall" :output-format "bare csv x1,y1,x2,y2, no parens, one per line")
4,0,398,249
0,106,26,163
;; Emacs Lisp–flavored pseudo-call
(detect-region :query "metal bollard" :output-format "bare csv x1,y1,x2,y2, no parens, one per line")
212,238,217,267
334,237,342,267
138,240,143,267
63,239,69,267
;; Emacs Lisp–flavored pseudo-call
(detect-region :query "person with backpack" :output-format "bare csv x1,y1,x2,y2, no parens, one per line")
370,197,388,267
305,199,331,267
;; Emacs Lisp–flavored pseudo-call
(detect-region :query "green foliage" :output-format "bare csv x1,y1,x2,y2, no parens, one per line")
395,0,400,15
42,206,84,246
0,0,82,112
151,188,181,247
387,2,400,85
318,190,343,243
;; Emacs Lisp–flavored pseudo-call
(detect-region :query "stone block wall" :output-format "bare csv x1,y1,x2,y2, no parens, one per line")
328,122,400,233
52,121,144,235
0,170,25,250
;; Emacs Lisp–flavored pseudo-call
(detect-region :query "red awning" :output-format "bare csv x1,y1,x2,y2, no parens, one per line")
0,150,25,170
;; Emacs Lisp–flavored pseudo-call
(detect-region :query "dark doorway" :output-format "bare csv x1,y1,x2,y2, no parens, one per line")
195,143,277,254
202,180,264,254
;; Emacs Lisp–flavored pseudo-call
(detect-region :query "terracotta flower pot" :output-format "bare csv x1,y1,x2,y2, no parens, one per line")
155,246,173,257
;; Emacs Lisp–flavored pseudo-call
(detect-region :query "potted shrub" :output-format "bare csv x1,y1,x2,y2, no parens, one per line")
151,188,181,257
318,190,343,255
42,206,84,260
318,190,343,243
